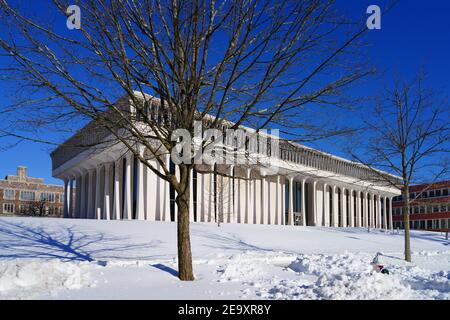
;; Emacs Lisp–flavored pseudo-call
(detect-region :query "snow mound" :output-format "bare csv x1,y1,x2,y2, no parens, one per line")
216,252,266,283
0,260,94,299
261,253,450,300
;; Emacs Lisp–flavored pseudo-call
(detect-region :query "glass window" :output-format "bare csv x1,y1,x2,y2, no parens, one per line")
414,206,419,214
420,206,426,214
433,220,440,229
40,192,55,202
3,189,15,200
429,190,435,198
3,203,14,214
435,189,441,197
433,205,439,213
20,190,35,201
441,204,447,213
19,205,28,214
443,189,449,196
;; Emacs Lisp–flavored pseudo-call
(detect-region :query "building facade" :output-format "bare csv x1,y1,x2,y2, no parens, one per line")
0,166,64,216
51,94,401,229
392,181,450,231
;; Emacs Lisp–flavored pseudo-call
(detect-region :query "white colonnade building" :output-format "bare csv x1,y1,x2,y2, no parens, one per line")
51,94,400,229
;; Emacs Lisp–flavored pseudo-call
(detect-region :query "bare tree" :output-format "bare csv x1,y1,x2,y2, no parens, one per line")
23,200,49,217
348,74,450,262
0,0,375,280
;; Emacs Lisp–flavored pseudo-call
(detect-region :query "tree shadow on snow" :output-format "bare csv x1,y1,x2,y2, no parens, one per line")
0,220,163,262
408,231,450,246
151,263,178,277
323,227,450,247
193,230,289,253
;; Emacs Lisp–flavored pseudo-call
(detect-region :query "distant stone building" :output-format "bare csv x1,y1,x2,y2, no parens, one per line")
392,180,450,231
0,166,64,216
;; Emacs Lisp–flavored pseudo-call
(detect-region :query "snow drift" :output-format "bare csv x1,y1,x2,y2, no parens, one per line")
0,216,448,299
0,260,93,299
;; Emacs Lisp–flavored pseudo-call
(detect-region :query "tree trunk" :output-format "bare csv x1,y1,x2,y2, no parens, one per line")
175,165,194,281
402,187,412,262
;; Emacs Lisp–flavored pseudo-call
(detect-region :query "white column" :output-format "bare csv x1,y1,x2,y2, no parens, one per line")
262,174,270,225
200,173,207,222
245,169,251,224
157,158,170,222
234,170,241,224
136,159,145,220
341,187,347,227
103,163,113,220
367,194,371,227
69,178,74,218
389,197,393,230
349,189,354,227
301,179,306,226
366,193,370,228
75,175,81,218
276,175,282,225
288,176,294,226
323,183,329,227
355,191,361,227
123,154,133,220
94,166,102,219
371,194,376,228
207,172,214,222
332,186,339,227
369,194,374,228
199,173,206,222
145,163,156,221
268,177,276,225
363,192,368,227
228,166,234,223
63,178,69,218
383,196,387,229
376,195,381,228
251,178,258,224
79,172,87,218
217,174,223,223
237,173,245,224
260,176,266,224
113,159,123,220
373,195,377,228
87,169,95,219
311,180,317,226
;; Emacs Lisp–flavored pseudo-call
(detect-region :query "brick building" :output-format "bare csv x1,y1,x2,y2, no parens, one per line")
0,166,64,216
392,180,450,231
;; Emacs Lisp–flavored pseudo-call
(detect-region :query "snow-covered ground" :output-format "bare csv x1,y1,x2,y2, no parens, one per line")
0,216,448,300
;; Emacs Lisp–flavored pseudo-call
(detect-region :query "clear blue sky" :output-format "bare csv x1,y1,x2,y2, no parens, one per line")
0,0,449,185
